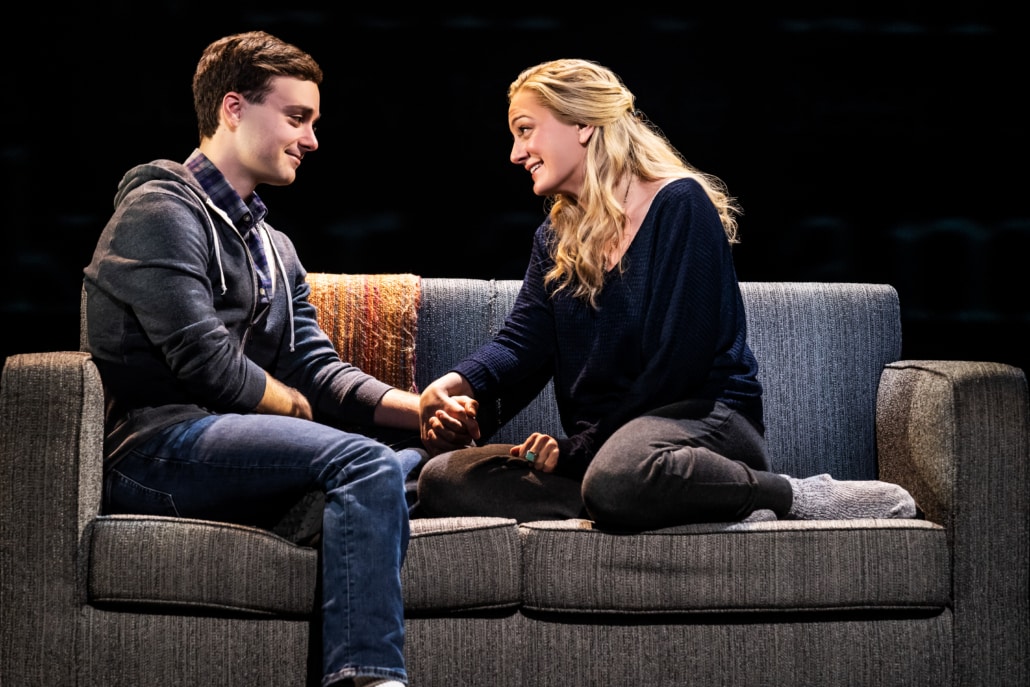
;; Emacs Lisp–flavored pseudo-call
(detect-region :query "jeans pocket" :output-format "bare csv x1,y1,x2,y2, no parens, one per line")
104,469,179,516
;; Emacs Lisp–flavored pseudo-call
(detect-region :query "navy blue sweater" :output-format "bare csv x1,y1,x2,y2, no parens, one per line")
453,178,763,474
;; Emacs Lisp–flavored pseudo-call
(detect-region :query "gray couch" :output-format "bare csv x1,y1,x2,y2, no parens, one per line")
2,278,1027,687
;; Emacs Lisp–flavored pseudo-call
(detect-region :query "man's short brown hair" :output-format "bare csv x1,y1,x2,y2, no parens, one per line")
192,30,323,141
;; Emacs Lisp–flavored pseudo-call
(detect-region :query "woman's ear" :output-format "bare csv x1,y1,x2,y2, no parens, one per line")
577,124,595,144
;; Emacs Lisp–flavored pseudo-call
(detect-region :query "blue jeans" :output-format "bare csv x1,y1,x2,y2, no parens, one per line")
103,413,413,686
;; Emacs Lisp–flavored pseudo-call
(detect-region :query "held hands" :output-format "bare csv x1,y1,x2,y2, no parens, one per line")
420,372,481,456
511,432,560,473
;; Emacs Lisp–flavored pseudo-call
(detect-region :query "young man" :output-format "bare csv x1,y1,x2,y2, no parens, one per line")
84,31,452,687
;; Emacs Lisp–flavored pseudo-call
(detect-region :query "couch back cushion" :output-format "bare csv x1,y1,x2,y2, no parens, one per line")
741,282,901,479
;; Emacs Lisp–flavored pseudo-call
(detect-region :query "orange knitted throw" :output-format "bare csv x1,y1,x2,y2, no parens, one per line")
305,273,421,393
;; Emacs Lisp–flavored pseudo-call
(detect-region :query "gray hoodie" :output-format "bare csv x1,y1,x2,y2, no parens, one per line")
84,159,392,463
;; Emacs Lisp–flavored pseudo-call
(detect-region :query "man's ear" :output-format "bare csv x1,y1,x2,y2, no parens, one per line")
222,92,245,129
577,124,595,144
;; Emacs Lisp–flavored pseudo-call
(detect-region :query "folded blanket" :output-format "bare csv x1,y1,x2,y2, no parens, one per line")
305,273,421,393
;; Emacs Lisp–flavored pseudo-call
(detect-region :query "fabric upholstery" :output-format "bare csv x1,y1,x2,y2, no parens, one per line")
3,279,1028,687
403,517,521,612
741,282,901,480
80,608,311,687
89,514,319,616
877,359,1030,686
1,351,103,686
406,614,525,687
520,518,949,613
519,615,953,687
414,277,499,389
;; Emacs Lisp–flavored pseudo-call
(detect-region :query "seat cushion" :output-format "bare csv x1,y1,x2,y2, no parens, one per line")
519,518,949,615
90,514,522,618
403,517,521,613
88,515,318,616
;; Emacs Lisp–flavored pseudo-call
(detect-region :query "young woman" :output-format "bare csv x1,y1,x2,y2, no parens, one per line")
416,58,916,529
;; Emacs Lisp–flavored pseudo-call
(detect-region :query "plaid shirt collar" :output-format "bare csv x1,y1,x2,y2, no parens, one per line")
185,149,268,231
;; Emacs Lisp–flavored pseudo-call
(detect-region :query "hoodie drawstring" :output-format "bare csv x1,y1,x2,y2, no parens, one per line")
200,199,229,295
203,198,296,351
262,222,297,352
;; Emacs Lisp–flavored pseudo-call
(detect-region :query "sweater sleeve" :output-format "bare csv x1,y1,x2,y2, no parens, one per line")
452,224,557,394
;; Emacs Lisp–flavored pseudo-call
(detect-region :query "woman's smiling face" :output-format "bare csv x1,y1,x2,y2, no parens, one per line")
508,90,594,199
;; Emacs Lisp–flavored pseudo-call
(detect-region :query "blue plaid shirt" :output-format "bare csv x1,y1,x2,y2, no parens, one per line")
185,150,273,303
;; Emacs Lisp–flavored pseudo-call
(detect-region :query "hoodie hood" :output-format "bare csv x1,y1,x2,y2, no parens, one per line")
113,159,204,209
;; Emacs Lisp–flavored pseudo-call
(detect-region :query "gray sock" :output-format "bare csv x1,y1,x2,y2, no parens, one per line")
741,508,778,523
784,474,917,520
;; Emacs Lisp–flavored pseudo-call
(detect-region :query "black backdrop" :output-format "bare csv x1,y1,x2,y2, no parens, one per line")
3,6,1026,376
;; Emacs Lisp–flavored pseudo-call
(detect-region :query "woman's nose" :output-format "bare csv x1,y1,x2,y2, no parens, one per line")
510,141,525,164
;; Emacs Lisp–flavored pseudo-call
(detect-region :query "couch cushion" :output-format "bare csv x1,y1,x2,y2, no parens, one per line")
741,282,901,480
88,514,318,616
403,517,521,613
415,278,499,389
520,518,948,615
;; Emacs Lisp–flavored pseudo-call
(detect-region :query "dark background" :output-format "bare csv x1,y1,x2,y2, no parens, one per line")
3,6,1027,377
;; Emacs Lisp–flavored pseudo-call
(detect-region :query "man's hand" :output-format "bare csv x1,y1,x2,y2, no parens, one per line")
255,372,313,420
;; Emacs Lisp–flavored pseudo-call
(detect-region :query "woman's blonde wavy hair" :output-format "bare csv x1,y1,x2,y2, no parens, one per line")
508,58,741,307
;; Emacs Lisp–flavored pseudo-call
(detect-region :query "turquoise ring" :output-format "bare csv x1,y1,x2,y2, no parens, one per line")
525,451,537,463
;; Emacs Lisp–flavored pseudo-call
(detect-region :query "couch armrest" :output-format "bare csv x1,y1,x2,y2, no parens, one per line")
877,359,1029,686
0,351,105,683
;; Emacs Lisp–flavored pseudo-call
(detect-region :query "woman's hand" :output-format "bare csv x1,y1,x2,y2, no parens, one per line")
420,372,481,455
510,432,560,473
